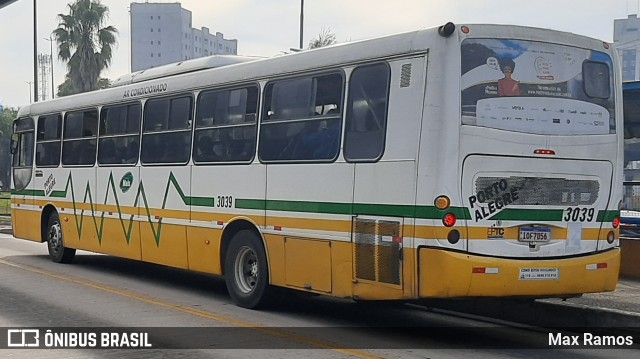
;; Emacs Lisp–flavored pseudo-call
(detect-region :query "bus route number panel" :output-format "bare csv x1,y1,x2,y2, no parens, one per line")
518,227,551,243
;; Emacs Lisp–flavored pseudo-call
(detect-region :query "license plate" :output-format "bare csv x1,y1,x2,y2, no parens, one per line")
519,267,559,280
518,227,551,242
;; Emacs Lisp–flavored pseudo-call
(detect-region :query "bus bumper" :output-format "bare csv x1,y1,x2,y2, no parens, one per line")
418,247,620,298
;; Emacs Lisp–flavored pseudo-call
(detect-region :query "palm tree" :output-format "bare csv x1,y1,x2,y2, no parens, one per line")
53,0,118,94
308,27,337,49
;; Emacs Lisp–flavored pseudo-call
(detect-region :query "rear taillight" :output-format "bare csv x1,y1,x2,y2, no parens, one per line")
613,217,620,229
443,213,457,227
534,149,555,155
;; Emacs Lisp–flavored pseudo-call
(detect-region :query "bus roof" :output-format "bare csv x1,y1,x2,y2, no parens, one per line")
16,23,613,119
110,55,264,87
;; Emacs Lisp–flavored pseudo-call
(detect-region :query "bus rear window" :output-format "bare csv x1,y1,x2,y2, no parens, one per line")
461,39,615,135
583,61,610,99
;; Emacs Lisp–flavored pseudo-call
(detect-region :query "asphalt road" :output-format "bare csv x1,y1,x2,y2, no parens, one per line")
0,231,635,358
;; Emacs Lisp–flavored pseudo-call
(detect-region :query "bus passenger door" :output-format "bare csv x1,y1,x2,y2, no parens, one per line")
10,117,37,241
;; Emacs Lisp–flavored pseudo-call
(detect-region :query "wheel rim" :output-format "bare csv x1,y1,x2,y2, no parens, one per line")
234,246,258,294
48,221,62,253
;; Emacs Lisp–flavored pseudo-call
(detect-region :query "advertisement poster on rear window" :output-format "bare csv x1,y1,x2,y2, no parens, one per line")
461,39,615,135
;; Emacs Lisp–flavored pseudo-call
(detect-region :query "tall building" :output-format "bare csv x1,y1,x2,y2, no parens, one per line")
130,2,238,72
614,14,640,81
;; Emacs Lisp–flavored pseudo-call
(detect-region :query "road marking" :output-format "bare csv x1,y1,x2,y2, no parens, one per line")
0,258,383,358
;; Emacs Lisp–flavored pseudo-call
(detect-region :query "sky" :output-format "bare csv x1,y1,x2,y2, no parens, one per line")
0,0,637,107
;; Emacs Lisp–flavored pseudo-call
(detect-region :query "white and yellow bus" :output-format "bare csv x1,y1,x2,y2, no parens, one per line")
10,23,622,308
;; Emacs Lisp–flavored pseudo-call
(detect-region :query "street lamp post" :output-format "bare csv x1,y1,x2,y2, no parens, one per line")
299,0,304,49
44,36,55,99
33,0,38,102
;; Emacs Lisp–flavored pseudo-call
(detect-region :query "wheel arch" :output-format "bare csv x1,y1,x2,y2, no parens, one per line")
40,204,58,243
220,217,266,276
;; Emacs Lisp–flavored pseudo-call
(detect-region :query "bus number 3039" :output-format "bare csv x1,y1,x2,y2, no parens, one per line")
217,196,233,208
564,207,595,222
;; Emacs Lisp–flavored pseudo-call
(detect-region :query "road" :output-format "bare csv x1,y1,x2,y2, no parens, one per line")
0,230,635,358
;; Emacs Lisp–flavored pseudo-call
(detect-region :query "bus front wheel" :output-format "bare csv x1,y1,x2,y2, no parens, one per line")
46,212,76,263
224,230,273,309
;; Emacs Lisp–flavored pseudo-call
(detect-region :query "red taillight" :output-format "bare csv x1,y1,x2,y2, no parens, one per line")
613,217,620,228
534,149,555,155
443,213,457,227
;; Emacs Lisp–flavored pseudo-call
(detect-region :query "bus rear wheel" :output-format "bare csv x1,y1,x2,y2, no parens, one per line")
46,212,76,263
224,230,273,309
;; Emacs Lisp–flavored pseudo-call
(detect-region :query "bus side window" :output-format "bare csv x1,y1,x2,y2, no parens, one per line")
35,114,62,167
344,63,390,162
259,73,343,162
141,95,193,165
62,109,98,166
99,103,141,165
11,117,35,167
193,85,258,164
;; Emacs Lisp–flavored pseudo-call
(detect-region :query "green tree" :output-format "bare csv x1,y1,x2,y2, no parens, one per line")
53,0,118,95
0,107,17,190
56,76,76,97
57,75,111,97
308,27,337,49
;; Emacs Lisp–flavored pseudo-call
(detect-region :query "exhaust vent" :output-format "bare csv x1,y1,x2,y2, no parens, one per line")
400,64,412,88
353,217,402,285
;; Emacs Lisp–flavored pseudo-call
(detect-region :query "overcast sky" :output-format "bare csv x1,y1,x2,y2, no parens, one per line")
0,0,636,107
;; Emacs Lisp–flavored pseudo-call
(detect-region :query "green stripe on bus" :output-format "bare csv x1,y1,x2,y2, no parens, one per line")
165,173,215,207
235,199,472,220
597,210,619,222
12,189,45,196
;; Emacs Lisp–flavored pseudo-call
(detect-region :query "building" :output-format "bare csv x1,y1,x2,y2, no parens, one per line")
130,2,238,72
614,14,640,81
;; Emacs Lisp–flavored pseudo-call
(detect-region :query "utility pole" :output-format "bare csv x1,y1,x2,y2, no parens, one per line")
299,0,304,49
33,0,38,102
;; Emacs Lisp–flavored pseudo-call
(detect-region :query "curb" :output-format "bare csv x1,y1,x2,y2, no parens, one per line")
423,298,640,334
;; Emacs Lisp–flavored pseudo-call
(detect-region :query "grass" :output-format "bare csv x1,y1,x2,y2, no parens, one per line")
0,192,10,216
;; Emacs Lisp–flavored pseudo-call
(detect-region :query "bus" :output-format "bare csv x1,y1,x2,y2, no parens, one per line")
622,81,640,237
10,23,622,308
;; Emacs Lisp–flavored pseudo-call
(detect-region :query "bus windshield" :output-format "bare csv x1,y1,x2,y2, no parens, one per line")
461,38,615,135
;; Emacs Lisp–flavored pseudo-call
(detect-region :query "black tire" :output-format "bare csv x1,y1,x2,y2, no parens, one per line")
46,212,76,263
224,230,273,309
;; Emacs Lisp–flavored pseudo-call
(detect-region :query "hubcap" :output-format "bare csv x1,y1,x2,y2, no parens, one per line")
48,221,62,253
234,246,258,294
